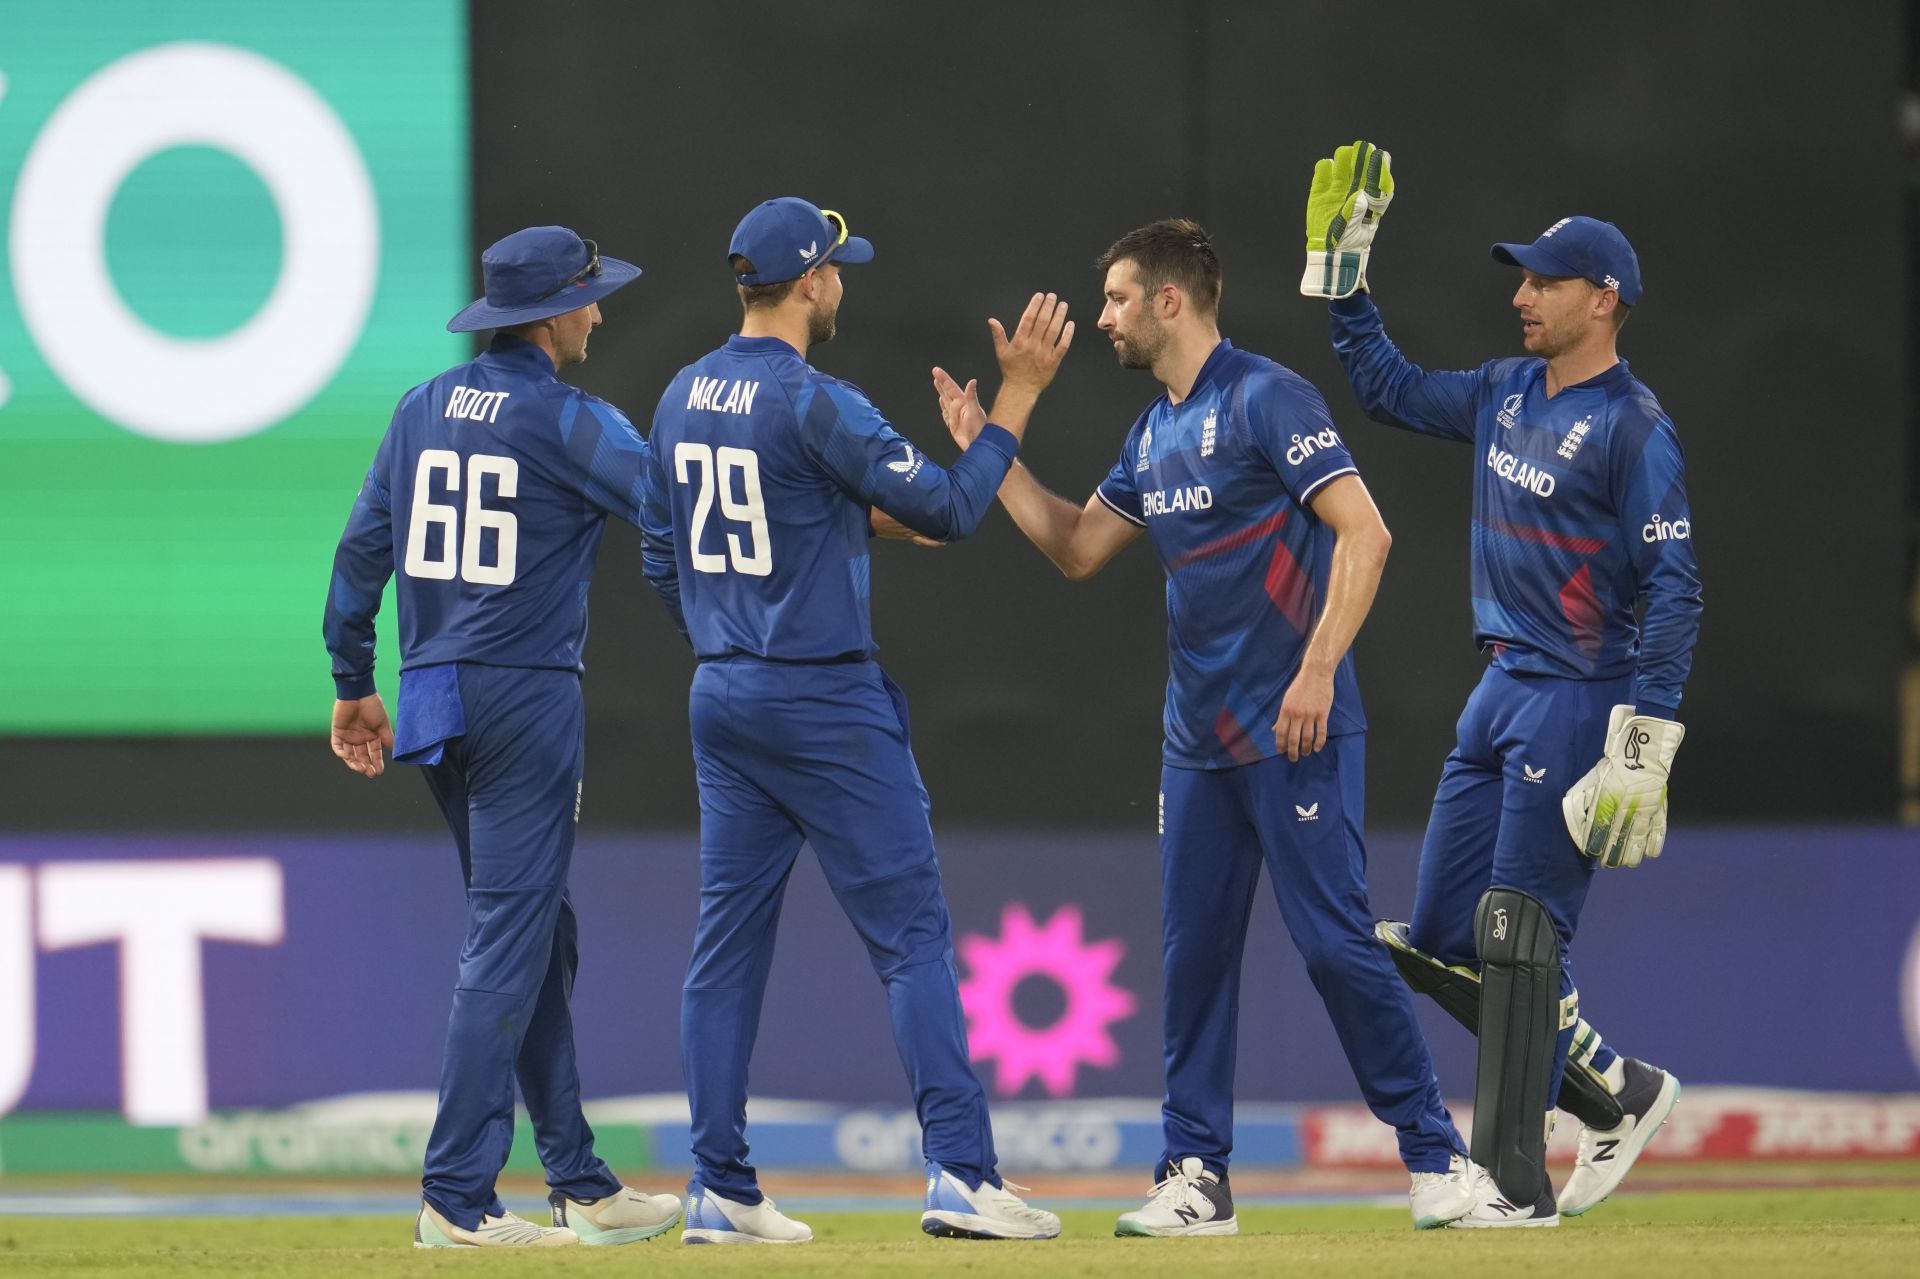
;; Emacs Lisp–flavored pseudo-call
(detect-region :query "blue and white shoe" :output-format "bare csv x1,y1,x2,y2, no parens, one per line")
549,1184,682,1245
1114,1158,1237,1237
1558,1058,1682,1216
1446,1163,1559,1229
680,1181,812,1245
921,1163,1061,1240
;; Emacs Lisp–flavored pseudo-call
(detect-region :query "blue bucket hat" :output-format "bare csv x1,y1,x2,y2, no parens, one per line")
1490,216,1641,306
447,226,640,332
728,197,874,286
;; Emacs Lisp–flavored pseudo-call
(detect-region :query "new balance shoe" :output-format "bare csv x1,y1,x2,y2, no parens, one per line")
550,1184,682,1245
1408,1152,1476,1229
1114,1157,1237,1237
1445,1164,1559,1228
1558,1058,1682,1216
680,1181,812,1244
920,1163,1061,1239
413,1200,577,1248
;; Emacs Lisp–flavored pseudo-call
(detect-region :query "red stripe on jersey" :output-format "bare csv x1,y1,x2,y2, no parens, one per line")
1214,707,1267,766
1558,564,1605,658
1485,517,1607,556
1264,537,1316,633
1170,510,1288,571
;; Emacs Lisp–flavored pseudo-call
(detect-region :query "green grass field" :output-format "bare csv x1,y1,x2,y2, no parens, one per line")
3,1188,1916,1279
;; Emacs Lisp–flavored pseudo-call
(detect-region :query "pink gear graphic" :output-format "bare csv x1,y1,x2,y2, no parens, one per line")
957,902,1139,1097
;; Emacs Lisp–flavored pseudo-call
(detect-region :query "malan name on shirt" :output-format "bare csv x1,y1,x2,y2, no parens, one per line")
687,377,761,415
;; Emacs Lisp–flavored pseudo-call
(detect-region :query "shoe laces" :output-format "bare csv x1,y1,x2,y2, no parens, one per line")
978,1179,1052,1221
1145,1165,1205,1209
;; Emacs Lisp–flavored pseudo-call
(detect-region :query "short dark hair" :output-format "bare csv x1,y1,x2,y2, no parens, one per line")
1096,218,1221,316
731,255,800,310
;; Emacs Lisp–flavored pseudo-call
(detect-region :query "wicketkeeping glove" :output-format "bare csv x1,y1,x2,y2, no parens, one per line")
1301,140,1393,299
1560,704,1686,869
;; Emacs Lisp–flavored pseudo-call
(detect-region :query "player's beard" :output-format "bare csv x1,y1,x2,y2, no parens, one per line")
1112,315,1167,370
807,293,838,347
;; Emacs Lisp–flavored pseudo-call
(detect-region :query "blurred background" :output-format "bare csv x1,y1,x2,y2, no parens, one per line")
0,0,1914,1182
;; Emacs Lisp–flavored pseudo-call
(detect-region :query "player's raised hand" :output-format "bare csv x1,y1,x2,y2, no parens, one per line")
1300,140,1393,299
990,292,1075,393
331,693,394,778
931,366,985,447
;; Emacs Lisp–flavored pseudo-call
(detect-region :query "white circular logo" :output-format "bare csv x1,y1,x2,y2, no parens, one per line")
8,42,379,443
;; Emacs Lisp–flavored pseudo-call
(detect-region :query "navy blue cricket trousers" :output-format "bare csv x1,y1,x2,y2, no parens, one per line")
681,657,996,1202
1408,665,1632,1109
1158,734,1462,1176
413,664,620,1228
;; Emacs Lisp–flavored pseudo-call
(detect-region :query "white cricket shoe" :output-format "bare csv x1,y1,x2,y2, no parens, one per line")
680,1181,812,1244
413,1199,577,1248
921,1163,1061,1239
1558,1058,1682,1216
550,1184,682,1245
1114,1157,1238,1237
1445,1163,1559,1229
1409,1152,1477,1229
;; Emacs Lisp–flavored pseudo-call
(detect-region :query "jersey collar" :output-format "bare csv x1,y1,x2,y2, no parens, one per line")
1173,338,1235,405
1551,357,1632,394
726,333,803,358
482,334,557,376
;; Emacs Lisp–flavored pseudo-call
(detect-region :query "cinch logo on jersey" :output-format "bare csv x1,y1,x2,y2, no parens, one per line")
1284,426,1342,467
1142,484,1213,516
1556,415,1591,461
1200,408,1217,457
1485,444,1556,496
1136,423,1153,472
445,386,508,423
685,376,760,415
1642,513,1691,543
1497,393,1523,430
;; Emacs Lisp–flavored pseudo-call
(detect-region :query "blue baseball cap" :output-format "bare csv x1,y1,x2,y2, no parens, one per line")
1490,216,1642,306
728,197,874,286
447,226,640,332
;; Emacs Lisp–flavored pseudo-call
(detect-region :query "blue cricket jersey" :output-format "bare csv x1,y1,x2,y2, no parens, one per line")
1096,340,1367,770
324,336,660,699
642,334,1017,661
1329,293,1703,718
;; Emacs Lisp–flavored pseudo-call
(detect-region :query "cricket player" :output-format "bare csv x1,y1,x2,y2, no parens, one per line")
324,226,682,1248
640,197,1071,1243
1304,141,1702,1226
934,218,1474,1235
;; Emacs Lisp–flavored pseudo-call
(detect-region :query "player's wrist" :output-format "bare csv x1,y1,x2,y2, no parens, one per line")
989,382,1041,414
334,673,377,701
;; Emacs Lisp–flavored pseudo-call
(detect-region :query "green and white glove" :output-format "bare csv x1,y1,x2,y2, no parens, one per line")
1561,704,1686,869
1301,140,1394,299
